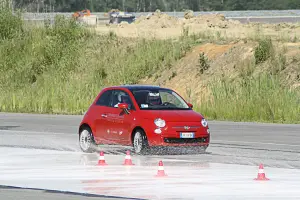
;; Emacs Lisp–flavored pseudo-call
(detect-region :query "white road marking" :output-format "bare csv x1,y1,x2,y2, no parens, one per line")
213,140,300,147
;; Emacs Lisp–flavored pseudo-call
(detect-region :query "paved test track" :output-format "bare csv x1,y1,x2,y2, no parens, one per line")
1,112,300,199
227,16,300,24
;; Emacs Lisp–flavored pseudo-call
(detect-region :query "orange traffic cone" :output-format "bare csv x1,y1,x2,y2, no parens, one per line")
123,150,134,166
97,151,107,166
155,161,167,177
254,164,269,181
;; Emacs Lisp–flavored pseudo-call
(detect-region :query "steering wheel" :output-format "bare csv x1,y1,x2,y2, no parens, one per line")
162,102,175,106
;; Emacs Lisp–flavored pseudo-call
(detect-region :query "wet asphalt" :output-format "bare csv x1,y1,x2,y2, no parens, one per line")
1,112,300,199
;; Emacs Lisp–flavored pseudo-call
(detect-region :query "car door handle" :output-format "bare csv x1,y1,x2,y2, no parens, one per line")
101,114,107,118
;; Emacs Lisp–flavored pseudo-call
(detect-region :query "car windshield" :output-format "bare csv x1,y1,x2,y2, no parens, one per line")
131,88,190,110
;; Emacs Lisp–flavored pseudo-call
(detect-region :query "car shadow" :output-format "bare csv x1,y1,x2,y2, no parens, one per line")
93,145,211,156
143,147,212,156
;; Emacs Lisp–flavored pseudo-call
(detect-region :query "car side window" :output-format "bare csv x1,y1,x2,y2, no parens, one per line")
111,90,134,110
95,90,112,107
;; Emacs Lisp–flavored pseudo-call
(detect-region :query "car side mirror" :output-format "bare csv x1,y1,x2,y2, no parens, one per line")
187,103,193,109
118,103,128,109
118,103,130,114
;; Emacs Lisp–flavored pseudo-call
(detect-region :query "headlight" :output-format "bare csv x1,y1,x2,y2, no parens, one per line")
154,118,166,128
201,118,208,127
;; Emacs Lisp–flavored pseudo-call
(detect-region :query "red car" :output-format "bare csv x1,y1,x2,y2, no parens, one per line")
78,85,210,154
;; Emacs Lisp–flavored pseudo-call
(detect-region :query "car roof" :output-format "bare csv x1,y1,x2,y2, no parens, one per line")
104,85,171,91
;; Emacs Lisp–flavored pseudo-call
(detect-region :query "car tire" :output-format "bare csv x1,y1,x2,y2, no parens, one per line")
79,127,96,153
133,129,149,155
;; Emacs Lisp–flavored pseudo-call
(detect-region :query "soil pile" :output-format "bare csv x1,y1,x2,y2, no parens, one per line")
184,10,194,19
133,11,243,29
183,13,242,29
134,9,180,28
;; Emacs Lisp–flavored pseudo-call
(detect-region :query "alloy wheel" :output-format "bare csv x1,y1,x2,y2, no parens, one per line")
134,131,143,153
80,129,92,152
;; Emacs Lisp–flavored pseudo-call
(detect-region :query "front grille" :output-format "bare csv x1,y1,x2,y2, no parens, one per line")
164,137,208,144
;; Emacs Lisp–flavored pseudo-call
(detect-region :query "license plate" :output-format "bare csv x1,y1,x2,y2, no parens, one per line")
180,132,195,138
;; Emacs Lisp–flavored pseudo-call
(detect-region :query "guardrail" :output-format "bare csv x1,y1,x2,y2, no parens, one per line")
20,10,300,20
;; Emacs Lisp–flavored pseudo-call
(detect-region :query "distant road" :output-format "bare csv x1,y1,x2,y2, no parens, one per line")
227,16,300,24
23,15,300,24
22,10,300,24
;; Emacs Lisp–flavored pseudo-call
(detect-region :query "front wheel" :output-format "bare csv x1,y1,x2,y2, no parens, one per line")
79,128,96,153
133,129,149,155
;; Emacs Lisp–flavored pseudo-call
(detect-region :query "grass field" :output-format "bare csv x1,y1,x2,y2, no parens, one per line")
0,9,195,114
198,38,300,123
199,73,300,123
1,8,300,123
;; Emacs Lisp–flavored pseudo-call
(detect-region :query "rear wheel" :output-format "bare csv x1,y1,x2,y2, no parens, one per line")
79,127,96,153
133,129,149,155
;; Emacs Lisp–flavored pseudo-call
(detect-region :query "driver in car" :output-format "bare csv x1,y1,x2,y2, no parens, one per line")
114,92,131,109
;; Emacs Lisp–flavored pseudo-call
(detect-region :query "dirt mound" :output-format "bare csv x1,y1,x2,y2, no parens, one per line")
98,11,300,40
183,13,241,29
184,10,194,19
139,42,241,104
133,11,243,30
134,10,180,28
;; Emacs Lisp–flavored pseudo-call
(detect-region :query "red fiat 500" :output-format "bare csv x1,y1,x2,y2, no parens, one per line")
78,85,210,154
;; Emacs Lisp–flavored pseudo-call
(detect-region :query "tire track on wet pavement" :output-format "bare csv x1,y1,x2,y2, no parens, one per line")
1,113,300,169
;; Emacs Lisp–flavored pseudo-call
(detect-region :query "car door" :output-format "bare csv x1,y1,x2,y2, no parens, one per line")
94,89,114,144
105,89,135,144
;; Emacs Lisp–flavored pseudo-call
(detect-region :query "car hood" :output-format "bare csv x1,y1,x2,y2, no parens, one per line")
140,110,203,122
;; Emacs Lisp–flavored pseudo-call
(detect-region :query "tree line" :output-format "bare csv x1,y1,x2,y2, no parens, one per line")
10,0,300,12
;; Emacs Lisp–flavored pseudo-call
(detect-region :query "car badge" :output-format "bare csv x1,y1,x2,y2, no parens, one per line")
184,126,190,130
